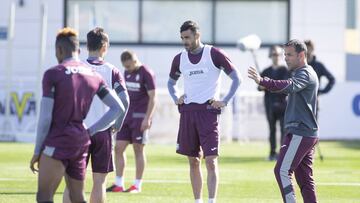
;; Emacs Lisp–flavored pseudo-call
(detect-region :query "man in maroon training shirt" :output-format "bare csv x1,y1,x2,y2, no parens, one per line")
29,27,124,203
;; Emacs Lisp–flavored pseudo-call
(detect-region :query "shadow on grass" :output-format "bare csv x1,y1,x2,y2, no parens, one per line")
0,191,91,195
219,156,268,164
0,192,61,195
337,140,360,150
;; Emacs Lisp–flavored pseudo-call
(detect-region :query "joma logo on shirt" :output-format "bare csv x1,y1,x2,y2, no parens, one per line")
65,66,93,75
189,70,204,76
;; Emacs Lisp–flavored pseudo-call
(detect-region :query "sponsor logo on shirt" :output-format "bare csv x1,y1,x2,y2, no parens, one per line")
126,81,141,91
189,70,204,76
65,66,93,76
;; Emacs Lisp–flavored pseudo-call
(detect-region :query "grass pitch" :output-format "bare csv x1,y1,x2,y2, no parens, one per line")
0,141,359,203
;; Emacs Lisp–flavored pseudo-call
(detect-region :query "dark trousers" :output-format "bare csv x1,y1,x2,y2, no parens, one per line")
266,107,285,156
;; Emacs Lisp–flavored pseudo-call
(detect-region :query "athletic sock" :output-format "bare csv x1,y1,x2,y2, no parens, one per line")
115,176,124,187
134,179,142,189
208,198,216,203
195,199,203,203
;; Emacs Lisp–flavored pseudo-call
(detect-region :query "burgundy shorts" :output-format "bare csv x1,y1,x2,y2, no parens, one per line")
116,118,149,144
176,103,220,157
44,145,89,181
87,129,113,173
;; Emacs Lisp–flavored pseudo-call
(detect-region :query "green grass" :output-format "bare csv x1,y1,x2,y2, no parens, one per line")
0,141,360,202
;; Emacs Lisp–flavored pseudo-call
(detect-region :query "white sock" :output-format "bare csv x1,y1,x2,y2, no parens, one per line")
134,179,142,189
115,176,124,187
208,198,216,203
195,199,203,203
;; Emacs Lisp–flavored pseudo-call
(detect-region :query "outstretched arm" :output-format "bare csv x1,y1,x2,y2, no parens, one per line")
248,66,310,94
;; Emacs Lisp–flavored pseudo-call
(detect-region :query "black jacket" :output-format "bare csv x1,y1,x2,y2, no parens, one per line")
308,56,335,94
260,65,290,113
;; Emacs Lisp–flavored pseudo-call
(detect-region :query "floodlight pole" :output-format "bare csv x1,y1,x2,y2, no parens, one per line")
73,3,79,31
36,1,47,121
249,49,260,72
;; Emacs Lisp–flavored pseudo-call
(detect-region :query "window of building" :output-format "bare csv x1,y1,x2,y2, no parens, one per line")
142,1,212,43
66,0,139,42
215,1,288,45
65,0,289,46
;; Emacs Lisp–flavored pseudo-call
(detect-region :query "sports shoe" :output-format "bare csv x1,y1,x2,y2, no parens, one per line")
106,184,124,192
125,185,141,193
267,154,278,161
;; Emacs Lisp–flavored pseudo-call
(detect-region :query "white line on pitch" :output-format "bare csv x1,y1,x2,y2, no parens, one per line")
317,182,360,186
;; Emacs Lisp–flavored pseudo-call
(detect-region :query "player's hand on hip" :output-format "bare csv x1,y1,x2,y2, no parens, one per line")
30,154,40,174
176,95,185,105
111,125,119,134
211,100,226,109
248,66,262,84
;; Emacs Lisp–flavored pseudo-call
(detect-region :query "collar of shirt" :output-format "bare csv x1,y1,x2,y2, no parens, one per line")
87,56,104,65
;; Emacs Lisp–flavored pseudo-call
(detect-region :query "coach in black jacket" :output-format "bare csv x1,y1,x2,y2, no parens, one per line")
259,45,290,161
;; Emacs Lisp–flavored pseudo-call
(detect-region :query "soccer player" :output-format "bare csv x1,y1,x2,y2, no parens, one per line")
63,27,129,203
259,45,290,161
167,20,241,203
29,27,124,203
248,39,319,203
107,50,156,193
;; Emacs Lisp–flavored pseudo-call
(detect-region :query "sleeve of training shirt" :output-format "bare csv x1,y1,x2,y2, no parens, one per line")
112,68,127,93
34,69,55,155
259,68,310,94
168,54,181,103
87,84,124,136
211,47,242,104
113,91,129,130
111,68,129,130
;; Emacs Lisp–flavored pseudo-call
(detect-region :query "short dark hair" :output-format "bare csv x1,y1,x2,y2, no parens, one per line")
304,39,314,49
120,50,137,62
268,45,281,58
284,39,307,55
180,20,199,34
87,27,109,51
56,27,79,52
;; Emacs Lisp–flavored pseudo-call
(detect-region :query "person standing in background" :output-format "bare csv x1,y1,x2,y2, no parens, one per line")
304,40,335,117
107,50,156,193
259,45,290,161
